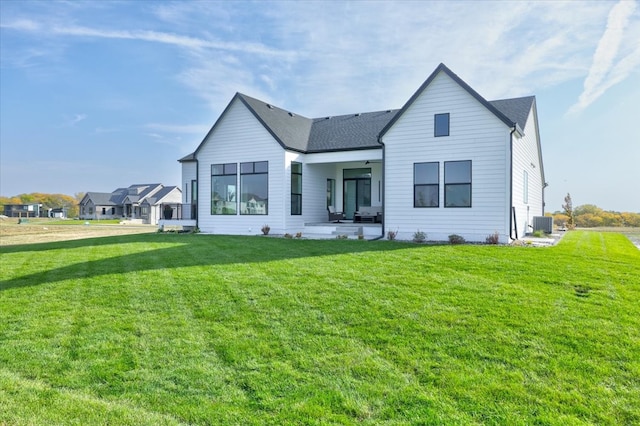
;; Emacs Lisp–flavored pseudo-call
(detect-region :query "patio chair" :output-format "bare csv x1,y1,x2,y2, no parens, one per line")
327,206,345,223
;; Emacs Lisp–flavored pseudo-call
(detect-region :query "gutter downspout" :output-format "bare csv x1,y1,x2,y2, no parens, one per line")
378,137,386,239
508,127,517,241
195,158,199,230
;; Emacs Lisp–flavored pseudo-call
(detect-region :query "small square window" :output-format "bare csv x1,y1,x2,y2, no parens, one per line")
435,113,449,137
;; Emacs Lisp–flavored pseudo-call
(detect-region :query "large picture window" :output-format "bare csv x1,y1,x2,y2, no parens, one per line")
241,161,268,215
211,163,237,215
434,113,450,137
291,162,302,215
445,160,471,207
414,162,439,207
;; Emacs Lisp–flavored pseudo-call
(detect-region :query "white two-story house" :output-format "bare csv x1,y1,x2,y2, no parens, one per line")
178,63,545,242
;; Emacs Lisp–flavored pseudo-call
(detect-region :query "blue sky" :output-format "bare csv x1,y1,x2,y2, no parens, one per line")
1,0,639,212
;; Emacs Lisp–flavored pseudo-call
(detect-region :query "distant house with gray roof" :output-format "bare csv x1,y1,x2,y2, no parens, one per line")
79,184,181,224
177,63,545,242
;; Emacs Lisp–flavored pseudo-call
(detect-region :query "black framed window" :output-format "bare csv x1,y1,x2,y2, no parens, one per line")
435,113,450,137
191,179,198,219
291,162,302,215
327,179,335,208
211,163,237,215
414,162,439,207
445,160,471,207
240,161,268,215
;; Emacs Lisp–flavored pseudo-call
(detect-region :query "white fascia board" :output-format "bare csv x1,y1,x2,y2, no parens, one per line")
302,149,382,164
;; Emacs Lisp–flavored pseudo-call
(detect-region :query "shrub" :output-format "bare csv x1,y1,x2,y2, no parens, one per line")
261,224,270,235
295,232,302,238
485,232,500,244
448,234,465,244
387,229,398,241
336,234,349,239
532,230,546,238
283,233,293,239
358,234,364,240
413,230,426,243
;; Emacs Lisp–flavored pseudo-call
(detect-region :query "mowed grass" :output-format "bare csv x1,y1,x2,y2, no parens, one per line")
1,231,638,425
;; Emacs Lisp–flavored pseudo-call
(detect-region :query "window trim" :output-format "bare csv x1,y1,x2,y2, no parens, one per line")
414,162,439,208
444,160,472,208
434,113,450,137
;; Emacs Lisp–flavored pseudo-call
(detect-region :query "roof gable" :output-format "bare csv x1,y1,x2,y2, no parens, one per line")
185,63,537,158
192,93,313,157
81,192,115,206
237,94,313,152
380,63,521,139
144,186,181,205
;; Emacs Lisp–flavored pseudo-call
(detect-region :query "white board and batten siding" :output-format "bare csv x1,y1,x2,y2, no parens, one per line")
382,72,512,243
512,106,544,237
196,98,287,235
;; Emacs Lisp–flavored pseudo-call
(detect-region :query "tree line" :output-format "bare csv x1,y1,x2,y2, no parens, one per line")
550,193,640,228
0,193,84,218
1,191,638,227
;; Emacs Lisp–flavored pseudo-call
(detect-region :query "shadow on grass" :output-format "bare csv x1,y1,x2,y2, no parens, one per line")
1,233,412,291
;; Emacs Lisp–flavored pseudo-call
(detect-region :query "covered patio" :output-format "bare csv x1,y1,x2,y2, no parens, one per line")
303,220,383,239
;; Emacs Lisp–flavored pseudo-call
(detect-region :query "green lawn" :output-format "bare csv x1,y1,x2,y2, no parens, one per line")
1,231,638,425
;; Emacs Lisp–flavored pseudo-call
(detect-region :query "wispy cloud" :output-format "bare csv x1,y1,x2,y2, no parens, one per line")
62,113,87,127
569,0,638,114
3,1,636,120
2,19,297,59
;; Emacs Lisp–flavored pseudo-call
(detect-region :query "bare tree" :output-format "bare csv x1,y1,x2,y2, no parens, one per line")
562,193,575,229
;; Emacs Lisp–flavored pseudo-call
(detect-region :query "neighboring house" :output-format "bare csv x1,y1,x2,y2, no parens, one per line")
179,63,545,242
48,208,66,219
139,186,182,224
3,203,43,218
79,184,182,224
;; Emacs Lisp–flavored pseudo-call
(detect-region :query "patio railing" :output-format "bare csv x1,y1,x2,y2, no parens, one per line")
160,203,197,220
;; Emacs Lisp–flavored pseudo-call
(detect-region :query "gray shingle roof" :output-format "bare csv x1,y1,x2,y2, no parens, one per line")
238,94,313,152
144,186,179,205
489,96,535,131
235,94,398,153
84,192,116,205
186,64,536,158
178,153,196,162
308,110,398,152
